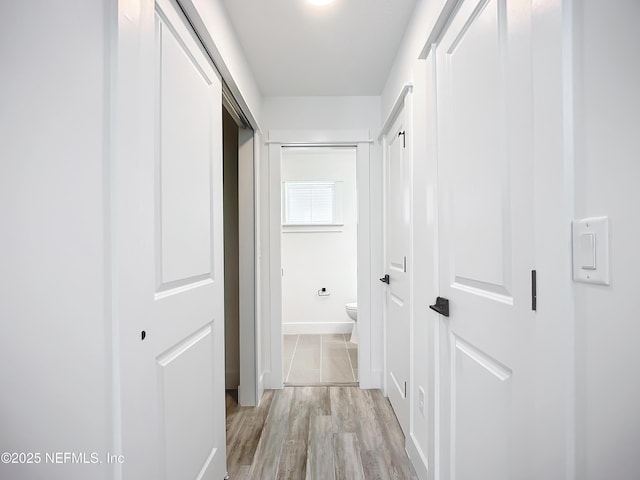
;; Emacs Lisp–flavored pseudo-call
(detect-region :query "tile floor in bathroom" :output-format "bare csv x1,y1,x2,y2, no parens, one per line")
283,334,358,385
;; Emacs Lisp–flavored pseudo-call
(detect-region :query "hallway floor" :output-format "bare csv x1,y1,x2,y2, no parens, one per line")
283,334,357,385
225,386,418,480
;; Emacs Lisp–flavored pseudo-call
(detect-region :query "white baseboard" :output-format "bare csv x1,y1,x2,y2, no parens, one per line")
283,321,354,335
262,368,283,390
357,369,383,389
407,433,429,480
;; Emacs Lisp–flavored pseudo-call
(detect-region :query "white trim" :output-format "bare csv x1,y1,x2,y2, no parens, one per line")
282,322,354,335
407,433,430,480
282,225,344,233
264,143,284,389
267,129,372,145
428,44,441,480
356,141,378,390
253,131,265,404
381,136,389,398
378,83,413,140
358,369,383,388
418,0,463,60
238,128,257,406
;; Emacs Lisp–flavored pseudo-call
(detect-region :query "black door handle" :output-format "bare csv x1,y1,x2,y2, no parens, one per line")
379,274,390,284
429,297,450,317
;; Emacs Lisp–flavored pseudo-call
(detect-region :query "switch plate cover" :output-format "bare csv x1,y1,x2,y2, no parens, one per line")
572,216,610,285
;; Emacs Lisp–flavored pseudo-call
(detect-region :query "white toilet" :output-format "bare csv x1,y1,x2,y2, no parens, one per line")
345,302,358,344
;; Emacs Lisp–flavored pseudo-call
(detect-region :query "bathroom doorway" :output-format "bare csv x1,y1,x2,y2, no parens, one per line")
280,146,358,385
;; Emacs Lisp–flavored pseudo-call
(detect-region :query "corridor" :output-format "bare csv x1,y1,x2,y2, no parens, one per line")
226,387,417,479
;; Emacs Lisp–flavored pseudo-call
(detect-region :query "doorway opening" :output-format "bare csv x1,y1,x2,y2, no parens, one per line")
223,107,240,393
222,95,258,408
280,146,358,385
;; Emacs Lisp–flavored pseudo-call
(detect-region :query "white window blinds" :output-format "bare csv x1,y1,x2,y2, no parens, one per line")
284,181,336,225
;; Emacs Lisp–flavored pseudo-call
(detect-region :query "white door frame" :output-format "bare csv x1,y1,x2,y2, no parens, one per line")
238,127,261,406
265,130,376,388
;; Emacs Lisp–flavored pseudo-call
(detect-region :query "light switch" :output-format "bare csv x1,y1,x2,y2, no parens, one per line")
572,216,610,285
578,232,596,270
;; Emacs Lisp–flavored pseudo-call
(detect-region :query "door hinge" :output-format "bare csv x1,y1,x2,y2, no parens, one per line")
404,381,407,398
531,270,537,311
398,130,406,148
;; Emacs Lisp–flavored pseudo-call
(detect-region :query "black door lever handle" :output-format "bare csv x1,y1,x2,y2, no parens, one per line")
379,274,390,284
429,297,450,317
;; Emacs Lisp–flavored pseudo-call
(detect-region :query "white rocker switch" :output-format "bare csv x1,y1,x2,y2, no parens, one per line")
572,216,610,285
578,232,596,270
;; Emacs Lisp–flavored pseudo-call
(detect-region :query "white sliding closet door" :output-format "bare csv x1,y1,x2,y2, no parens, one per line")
114,0,226,478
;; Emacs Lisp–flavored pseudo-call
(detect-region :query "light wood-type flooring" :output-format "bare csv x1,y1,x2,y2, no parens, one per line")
226,386,418,480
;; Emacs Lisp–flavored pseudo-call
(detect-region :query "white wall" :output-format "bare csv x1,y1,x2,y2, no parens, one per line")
281,147,357,334
260,96,383,387
263,96,381,132
573,1,640,478
0,2,110,479
380,0,447,117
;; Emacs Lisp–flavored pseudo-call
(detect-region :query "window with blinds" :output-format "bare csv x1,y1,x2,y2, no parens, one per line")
283,181,336,225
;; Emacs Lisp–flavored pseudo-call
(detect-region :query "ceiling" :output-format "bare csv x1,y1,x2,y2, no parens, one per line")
221,0,418,97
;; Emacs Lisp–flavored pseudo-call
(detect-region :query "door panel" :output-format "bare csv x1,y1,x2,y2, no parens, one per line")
446,0,512,300
158,324,217,480
451,334,511,480
436,0,535,478
116,0,226,478
384,109,411,435
158,16,214,286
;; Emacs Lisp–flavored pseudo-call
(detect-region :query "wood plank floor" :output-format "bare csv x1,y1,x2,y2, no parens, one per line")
226,387,418,480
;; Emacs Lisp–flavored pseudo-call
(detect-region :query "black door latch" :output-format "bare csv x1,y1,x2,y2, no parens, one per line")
429,297,450,317
379,274,390,284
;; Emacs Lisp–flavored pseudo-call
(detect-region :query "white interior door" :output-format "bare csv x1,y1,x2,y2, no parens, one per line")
115,0,226,478
384,108,411,436
435,0,536,478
